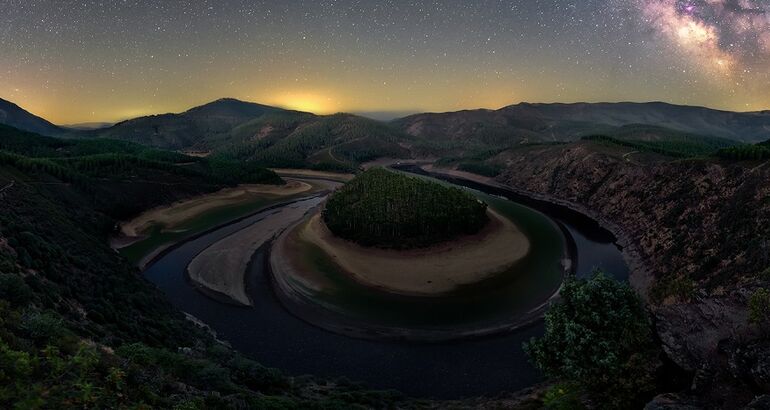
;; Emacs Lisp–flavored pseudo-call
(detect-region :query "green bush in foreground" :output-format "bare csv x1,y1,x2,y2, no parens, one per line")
323,168,488,249
524,272,660,409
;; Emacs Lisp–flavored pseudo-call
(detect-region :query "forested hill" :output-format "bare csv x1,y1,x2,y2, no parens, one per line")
0,124,282,217
0,125,427,408
74,99,413,172
85,98,292,150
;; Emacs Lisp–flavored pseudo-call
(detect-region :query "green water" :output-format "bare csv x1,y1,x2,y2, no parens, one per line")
291,188,567,329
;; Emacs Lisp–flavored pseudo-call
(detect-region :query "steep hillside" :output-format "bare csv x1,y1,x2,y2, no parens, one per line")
0,163,426,408
395,102,770,145
0,98,64,136
0,124,283,217
468,141,770,407
0,124,550,409
0,126,412,408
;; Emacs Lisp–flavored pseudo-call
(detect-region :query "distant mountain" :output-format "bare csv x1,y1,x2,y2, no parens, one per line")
216,112,412,172
0,97,64,136
63,122,114,130
394,102,770,144
87,98,292,150
354,110,420,122
82,98,412,170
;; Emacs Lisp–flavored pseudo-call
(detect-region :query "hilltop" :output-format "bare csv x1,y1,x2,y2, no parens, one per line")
0,98,64,136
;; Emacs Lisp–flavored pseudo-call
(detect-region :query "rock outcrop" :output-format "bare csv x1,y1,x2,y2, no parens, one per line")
491,141,770,406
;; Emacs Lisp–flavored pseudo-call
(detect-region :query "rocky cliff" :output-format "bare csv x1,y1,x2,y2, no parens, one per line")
492,141,770,407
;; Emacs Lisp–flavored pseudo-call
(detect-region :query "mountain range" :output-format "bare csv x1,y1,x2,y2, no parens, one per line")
394,101,770,144
3,97,770,163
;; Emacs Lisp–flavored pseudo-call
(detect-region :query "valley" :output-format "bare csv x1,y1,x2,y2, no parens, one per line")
0,97,768,408
139,167,626,397
6,2,770,407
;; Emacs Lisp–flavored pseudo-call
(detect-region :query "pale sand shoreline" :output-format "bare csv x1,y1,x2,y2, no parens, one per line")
421,164,654,297
299,208,531,296
272,168,355,181
186,198,324,306
118,180,313,239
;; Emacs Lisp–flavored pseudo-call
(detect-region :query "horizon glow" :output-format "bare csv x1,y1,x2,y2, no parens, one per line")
1,0,769,124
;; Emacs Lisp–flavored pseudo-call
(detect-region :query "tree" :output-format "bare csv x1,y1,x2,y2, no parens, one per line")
524,272,660,409
749,288,770,327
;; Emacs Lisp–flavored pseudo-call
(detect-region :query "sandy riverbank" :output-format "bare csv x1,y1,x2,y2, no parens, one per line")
298,208,530,296
422,164,653,297
118,180,312,239
272,168,354,181
186,198,324,306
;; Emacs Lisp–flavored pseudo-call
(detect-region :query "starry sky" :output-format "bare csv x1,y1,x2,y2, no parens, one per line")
1,0,769,124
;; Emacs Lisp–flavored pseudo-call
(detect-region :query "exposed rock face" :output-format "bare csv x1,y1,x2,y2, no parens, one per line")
492,141,770,405
497,143,770,293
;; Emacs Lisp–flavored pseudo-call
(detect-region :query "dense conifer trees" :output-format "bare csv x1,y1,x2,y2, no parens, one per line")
323,168,488,248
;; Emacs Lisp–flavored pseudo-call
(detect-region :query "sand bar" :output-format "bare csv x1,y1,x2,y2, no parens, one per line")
120,180,312,238
187,197,323,305
272,168,354,181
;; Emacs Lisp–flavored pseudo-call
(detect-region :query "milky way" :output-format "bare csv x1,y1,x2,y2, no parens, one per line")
636,0,770,77
0,0,769,123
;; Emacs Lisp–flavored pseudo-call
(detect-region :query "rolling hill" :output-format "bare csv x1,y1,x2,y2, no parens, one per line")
394,101,770,145
86,98,293,150
4,97,767,171
82,99,412,170
0,98,64,136
0,124,283,217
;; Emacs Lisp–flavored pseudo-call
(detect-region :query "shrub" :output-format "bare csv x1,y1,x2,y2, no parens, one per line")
542,383,584,410
524,272,659,409
21,311,67,342
649,275,696,303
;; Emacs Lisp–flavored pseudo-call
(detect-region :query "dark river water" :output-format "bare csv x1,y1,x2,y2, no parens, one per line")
143,173,628,399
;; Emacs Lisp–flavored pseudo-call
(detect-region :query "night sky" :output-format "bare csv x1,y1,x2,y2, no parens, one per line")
1,0,769,124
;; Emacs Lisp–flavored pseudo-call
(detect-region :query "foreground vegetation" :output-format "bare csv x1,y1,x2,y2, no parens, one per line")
525,272,660,409
323,169,489,249
0,133,414,408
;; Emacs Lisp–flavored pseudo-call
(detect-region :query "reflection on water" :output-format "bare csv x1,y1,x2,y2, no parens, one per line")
143,176,628,399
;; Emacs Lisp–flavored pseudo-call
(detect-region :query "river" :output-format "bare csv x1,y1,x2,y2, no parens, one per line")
143,172,628,399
